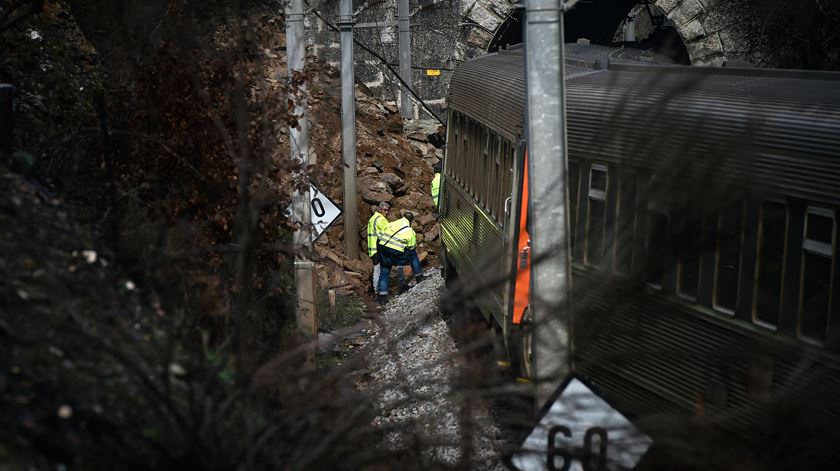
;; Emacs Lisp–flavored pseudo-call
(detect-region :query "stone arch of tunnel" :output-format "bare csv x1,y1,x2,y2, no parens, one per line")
464,0,734,66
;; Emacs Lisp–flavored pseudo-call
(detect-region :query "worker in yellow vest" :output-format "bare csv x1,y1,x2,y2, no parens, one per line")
376,211,424,306
431,161,441,207
366,202,391,293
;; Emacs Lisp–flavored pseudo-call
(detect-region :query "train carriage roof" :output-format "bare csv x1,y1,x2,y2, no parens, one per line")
447,46,840,205
447,51,527,142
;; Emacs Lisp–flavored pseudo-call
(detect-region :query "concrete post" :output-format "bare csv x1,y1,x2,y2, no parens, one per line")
340,0,359,260
397,0,413,118
524,0,573,406
286,0,318,365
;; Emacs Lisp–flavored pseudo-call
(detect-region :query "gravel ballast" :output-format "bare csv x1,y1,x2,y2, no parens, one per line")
358,268,506,469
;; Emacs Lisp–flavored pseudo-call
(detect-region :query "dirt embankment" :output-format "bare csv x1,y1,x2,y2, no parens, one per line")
304,61,444,297
2,0,442,329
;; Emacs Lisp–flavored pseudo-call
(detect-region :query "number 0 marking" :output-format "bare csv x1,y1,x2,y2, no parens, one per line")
312,197,326,217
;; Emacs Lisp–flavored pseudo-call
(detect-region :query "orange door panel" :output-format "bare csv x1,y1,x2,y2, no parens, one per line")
512,151,531,325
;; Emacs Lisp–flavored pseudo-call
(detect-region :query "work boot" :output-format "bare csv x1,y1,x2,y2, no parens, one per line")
377,294,388,307
414,274,426,284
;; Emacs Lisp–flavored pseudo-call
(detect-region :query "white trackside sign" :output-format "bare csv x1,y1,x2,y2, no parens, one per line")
285,184,342,241
510,375,652,471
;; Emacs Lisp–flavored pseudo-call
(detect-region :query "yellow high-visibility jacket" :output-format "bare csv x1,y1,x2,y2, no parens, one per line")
380,217,417,253
366,211,389,257
431,173,441,206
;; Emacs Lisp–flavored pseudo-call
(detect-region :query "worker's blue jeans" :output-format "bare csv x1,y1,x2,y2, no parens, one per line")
377,246,422,295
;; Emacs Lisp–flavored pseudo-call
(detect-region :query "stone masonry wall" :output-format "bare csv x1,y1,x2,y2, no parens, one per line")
653,0,744,66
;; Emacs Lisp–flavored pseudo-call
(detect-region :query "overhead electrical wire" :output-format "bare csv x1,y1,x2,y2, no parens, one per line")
305,4,447,125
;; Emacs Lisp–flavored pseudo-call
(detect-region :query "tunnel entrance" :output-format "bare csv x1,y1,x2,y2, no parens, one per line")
489,9,523,52
488,1,690,65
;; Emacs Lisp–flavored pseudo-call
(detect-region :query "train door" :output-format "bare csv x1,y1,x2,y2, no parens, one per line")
507,143,533,380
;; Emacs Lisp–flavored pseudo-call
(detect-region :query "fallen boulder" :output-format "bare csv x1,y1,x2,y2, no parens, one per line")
379,172,404,192
362,190,393,205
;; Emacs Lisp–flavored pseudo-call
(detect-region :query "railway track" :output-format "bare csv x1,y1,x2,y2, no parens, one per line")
357,268,517,469
437,276,540,467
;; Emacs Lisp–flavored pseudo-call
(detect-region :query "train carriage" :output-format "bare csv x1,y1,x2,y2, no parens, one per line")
439,44,840,442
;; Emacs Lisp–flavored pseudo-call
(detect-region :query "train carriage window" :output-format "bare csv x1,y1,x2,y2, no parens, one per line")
495,135,502,166
569,162,580,254
462,117,470,188
675,195,703,300
485,132,498,219
753,201,788,327
461,116,469,186
503,141,514,204
590,165,607,194
475,123,483,201
483,130,493,215
452,113,459,182
451,113,460,182
488,133,495,216
486,131,493,215
471,121,480,198
799,207,835,343
473,122,480,197
488,134,497,220
478,128,486,209
714,197,745,313
452,113,461,184
465,119,473,193
645,191,669,288
494,134,503,220
614,171,638,275
458,114,465,183
471,120,479,196
459,117,466,187
585,164,608,266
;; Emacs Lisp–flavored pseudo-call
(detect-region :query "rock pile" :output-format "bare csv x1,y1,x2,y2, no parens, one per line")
303,61,446,296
